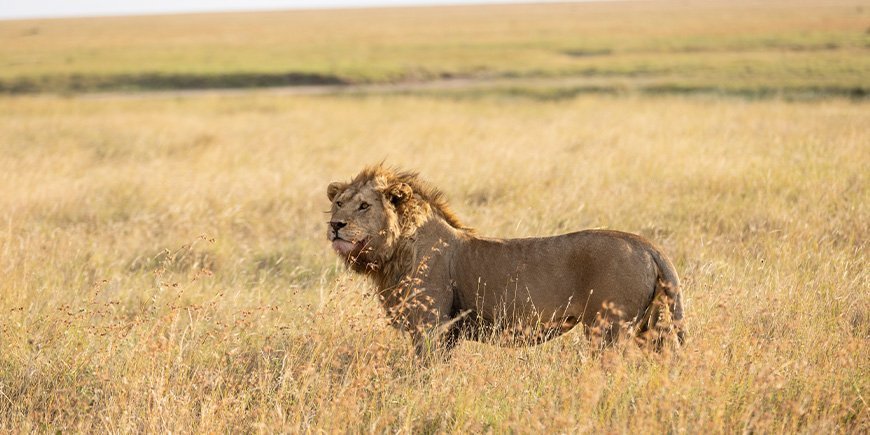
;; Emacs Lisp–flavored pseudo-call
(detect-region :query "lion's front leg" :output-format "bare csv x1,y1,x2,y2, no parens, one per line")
410,318,457,363
402,287,457,363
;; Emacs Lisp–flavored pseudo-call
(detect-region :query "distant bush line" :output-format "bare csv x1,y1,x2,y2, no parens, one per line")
0,71,866,100
0,72,347,94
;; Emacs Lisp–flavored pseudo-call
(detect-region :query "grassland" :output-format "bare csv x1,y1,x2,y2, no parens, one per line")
1,0,869,96
0,91,867,432
0,0,868,432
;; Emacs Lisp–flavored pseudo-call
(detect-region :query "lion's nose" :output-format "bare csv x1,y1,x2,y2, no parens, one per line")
330,221,347,232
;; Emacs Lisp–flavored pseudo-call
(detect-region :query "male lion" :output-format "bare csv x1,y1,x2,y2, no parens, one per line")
326,165,685,358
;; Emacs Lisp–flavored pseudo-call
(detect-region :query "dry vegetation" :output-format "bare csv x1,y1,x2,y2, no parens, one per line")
1,0,868,94
0,0,868,431
0,92,866,432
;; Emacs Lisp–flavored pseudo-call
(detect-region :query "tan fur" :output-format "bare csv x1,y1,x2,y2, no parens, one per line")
327,165,685,358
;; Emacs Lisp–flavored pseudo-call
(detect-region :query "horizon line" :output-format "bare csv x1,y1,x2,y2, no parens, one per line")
0,0,620,22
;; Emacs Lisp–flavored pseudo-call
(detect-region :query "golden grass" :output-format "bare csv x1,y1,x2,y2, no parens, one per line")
0,91,866,431
1,0,868,93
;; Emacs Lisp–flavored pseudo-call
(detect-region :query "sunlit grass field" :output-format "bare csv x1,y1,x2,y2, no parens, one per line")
1,0,868,94
0,92,866,431
1,0,868,432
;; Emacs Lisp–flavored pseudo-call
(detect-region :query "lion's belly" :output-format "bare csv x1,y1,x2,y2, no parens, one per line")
453,232,658,335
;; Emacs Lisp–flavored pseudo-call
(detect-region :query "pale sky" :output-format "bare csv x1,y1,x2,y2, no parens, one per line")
0,0,584,20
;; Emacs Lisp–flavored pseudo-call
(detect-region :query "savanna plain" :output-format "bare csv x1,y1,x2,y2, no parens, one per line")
0,0,868,433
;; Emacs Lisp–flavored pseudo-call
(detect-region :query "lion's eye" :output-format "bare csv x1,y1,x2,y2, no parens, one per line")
336,201,343,208
359,202,370,211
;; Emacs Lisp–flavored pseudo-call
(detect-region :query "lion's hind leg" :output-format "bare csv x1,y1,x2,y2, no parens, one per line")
585,302,629,349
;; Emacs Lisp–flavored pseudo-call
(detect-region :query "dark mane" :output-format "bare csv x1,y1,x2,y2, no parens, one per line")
352,164,470,231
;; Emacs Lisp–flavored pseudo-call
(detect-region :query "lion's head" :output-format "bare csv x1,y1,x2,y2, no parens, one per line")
326,165,467,272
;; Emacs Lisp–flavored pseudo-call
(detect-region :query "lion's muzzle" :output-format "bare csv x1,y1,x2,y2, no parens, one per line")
331,238,362,256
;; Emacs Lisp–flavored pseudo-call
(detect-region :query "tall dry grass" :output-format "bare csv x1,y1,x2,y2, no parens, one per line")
0,92,867,432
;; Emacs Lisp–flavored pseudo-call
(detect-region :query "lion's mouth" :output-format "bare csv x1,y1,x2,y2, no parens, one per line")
331,237,366,257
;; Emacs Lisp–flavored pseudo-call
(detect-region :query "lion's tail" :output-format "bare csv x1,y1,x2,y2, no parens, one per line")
637,248,686,348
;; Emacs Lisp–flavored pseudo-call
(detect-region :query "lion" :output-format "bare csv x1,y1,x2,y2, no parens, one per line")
326,165,685,358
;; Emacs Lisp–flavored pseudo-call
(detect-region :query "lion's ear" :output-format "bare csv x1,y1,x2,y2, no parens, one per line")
387,182,412,206
327,182,347,202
